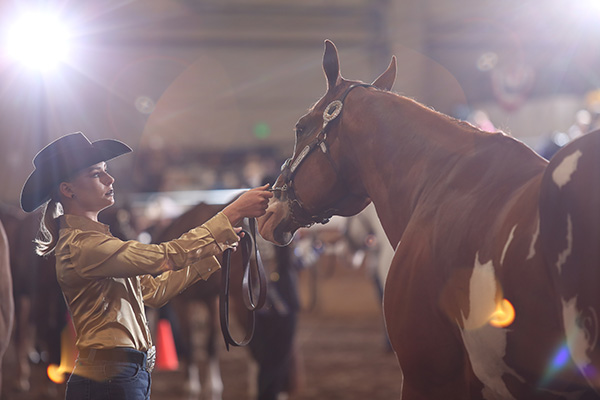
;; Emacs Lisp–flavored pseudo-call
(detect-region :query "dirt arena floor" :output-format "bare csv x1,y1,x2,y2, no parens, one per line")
1,261,403,400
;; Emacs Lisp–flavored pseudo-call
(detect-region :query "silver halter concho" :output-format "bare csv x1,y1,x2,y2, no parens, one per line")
271,83,373,228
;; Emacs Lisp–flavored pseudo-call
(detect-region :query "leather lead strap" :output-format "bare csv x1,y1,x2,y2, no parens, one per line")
241,218,268,310
219,217,268,350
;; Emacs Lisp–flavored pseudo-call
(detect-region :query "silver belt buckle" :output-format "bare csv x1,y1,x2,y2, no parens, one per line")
146,346,156,372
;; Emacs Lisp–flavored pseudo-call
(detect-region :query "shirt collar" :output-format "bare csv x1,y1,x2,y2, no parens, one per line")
60,214,111,235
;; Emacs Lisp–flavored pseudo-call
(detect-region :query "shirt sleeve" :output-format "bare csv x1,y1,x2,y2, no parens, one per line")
67,212,238,279
140,256,221,308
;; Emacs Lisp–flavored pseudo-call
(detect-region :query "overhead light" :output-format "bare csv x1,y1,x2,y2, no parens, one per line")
5,11,71,72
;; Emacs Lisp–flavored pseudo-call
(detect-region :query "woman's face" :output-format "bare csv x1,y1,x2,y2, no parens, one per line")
67,162,116,213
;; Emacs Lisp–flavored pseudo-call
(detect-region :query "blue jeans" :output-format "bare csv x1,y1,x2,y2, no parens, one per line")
65,349,152,400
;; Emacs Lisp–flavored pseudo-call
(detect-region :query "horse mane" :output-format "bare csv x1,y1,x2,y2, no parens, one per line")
395,91,501,138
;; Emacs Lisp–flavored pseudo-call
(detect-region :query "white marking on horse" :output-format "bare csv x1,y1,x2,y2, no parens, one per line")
207,356,223,400
556,214,573,275
500,225,517,266
460,254,522,400
527,218,539,260
462,255,497,330
562,296,598,388
552,150,582,189
187,363,201,394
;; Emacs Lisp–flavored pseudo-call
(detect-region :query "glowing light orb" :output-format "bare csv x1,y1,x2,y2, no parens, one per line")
5,12,71,71
47,363,69,384
253,122,271,139
270,271,280,282
46,317,77,383
489,298,515,328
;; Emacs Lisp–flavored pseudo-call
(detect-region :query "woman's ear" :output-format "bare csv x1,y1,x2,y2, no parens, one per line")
59,182,73,199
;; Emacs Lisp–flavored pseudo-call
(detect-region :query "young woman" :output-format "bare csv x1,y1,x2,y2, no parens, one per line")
20,132,273,399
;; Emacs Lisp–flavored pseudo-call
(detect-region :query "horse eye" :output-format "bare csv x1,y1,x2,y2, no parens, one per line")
295,126,305,136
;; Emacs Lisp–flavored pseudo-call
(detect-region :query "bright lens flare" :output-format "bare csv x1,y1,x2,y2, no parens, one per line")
540,343,571,386
5,12,71,71
47,318,77,384
47,363,70,384
489,298,515,328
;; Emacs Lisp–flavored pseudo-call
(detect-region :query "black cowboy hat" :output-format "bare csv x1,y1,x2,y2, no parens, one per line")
20,132,132,212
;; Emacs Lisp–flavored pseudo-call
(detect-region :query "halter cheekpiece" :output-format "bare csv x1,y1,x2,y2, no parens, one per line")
272,83,374,227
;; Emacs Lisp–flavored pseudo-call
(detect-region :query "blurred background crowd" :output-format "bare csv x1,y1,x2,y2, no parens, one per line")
2,0,600,399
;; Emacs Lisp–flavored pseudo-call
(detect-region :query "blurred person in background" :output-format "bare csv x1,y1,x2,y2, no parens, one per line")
537,109,593,160
467,109,496,133
19,132,272,400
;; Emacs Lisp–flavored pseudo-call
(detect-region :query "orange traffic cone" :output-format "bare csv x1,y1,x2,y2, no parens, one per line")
155,319,179,371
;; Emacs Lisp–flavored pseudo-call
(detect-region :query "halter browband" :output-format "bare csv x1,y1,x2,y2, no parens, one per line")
272,83,374,227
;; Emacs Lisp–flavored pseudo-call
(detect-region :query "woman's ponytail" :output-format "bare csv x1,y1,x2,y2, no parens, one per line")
35,198,62,256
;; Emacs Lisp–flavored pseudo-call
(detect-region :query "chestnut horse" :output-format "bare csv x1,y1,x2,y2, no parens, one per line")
258,40,600,399
0,219,15,398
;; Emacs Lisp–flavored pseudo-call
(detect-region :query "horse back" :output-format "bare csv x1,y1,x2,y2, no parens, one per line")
153,203,227,300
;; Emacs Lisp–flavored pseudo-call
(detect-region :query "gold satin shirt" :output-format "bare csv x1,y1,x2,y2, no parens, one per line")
54,212,239,352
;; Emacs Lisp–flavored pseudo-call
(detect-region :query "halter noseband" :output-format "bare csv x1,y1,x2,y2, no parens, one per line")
272,83,374,227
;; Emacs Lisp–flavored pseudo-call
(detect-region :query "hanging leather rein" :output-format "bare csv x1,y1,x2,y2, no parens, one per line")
219,217,268,350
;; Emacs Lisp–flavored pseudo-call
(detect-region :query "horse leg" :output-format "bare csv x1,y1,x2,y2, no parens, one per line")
247,357,259,399
185,298,222,398
174,300,200,395
15,295,33,392
204,297,223,400
246,310,299,400
35,272,66,397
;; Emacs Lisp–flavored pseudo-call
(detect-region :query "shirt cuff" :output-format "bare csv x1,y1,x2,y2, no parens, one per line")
203,211,240,252
191,256,221,280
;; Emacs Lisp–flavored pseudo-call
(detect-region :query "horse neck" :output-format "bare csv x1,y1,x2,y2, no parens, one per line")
340,93,545,248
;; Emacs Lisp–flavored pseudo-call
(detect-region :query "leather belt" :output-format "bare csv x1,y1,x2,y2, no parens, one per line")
78,346,156,372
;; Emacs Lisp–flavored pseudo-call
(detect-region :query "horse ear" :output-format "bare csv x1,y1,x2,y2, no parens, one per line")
371,56,397,91
323,40,341,91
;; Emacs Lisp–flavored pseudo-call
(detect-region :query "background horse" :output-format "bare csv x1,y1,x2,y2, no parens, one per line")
258,40,600,399
539,132,600,392
0,219,15,398
152,201,300,400
293,204,392,347
0,205,63,395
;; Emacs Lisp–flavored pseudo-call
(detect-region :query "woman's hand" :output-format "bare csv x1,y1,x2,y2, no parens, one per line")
222,184,273,226
226,227,244,251
234,226,245,239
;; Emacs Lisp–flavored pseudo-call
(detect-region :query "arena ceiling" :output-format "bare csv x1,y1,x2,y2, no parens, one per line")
424,1,600,104
0,0,599,204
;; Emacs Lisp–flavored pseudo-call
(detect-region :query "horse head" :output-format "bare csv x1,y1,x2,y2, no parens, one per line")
258,40,396,246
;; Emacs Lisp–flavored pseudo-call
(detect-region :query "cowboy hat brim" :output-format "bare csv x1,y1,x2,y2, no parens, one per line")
20,133,132,212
